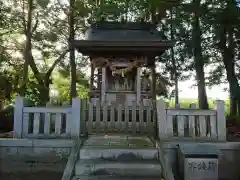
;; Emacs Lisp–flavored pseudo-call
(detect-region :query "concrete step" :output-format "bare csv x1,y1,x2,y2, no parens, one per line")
79,147,158,160
72,175,163,180
75,159,162,177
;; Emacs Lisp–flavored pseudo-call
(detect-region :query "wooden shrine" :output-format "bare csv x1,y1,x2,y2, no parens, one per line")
71,22,174,106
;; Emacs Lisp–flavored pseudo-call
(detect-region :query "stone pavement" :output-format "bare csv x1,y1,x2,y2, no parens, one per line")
72,135,163,180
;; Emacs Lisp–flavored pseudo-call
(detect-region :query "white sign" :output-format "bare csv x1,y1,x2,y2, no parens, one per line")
184,158,218,180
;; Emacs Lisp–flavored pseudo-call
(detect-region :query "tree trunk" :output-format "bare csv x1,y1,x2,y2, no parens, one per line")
43,77,51,103
216,0,240,117
69,0,77,102
237,100,240,116
220,22,240,116
230,93,237,116
149,4,158,139
192,0,209,109
170,8,179,105
20,0,33,96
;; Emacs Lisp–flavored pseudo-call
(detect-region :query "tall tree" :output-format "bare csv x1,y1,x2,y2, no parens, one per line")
218,0,240,115
206,0,240,115
170,7,179,105
5,0,70,104
20,0,33,96
69,0,77,101
192,0,209,109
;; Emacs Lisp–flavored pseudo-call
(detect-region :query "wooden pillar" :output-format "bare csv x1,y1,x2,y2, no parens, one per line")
151,64,156,102
136,67,141,105
101,67,106,105
90,63,94,97
97,68,101,90
151,63,157,138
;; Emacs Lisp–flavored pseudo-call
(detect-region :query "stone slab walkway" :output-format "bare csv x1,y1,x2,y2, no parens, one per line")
84,135,155,148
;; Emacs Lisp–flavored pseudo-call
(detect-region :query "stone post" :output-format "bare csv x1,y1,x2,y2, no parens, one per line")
216,100,226,141
189,104,197,138
157,99,167,139
71,98,81,139
13,95,24,138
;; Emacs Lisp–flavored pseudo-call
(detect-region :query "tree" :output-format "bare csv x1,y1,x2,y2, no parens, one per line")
0,1,22,104
219,0,240,115
69,0,77,101
191,0,209,109
207,0,240,115
4,0,70,104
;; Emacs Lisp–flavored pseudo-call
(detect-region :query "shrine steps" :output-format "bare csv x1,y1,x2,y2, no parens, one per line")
72,148,162,180
70,135,163,180
74,159,162,177
79,146,159,160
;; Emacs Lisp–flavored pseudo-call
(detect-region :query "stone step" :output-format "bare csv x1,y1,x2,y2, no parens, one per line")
79,147,158,160
75,159,162,177
72,175,163,180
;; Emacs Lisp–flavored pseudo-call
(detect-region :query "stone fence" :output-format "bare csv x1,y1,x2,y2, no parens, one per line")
13,96,226,141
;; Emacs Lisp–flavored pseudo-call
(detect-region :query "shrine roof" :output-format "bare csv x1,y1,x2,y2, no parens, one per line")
71,21,175,56
85,22,164,41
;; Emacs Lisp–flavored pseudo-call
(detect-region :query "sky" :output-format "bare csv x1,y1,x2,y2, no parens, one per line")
178,79,228,100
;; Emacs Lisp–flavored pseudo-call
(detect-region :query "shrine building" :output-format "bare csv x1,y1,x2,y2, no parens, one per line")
71,21,174,106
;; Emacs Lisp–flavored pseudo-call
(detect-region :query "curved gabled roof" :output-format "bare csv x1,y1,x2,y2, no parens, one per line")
85,22,164,41
71,21,175,57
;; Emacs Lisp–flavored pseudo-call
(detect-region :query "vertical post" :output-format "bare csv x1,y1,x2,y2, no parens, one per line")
97,68,101,90
101,67,106,105
189,104,197,138
157,99,167,139
216,100,226,141
175,104,181,108
176,104,184,137
151,64,156,103
89,62,94,97
136,67,141,105
13,95,24,138
71,98,81,139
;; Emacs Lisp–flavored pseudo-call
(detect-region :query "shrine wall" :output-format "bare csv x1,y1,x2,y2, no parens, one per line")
0,139,73,173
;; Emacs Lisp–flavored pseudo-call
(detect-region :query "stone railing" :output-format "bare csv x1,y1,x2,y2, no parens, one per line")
157,99,226,141
13,96,81,139
13,96,226,141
